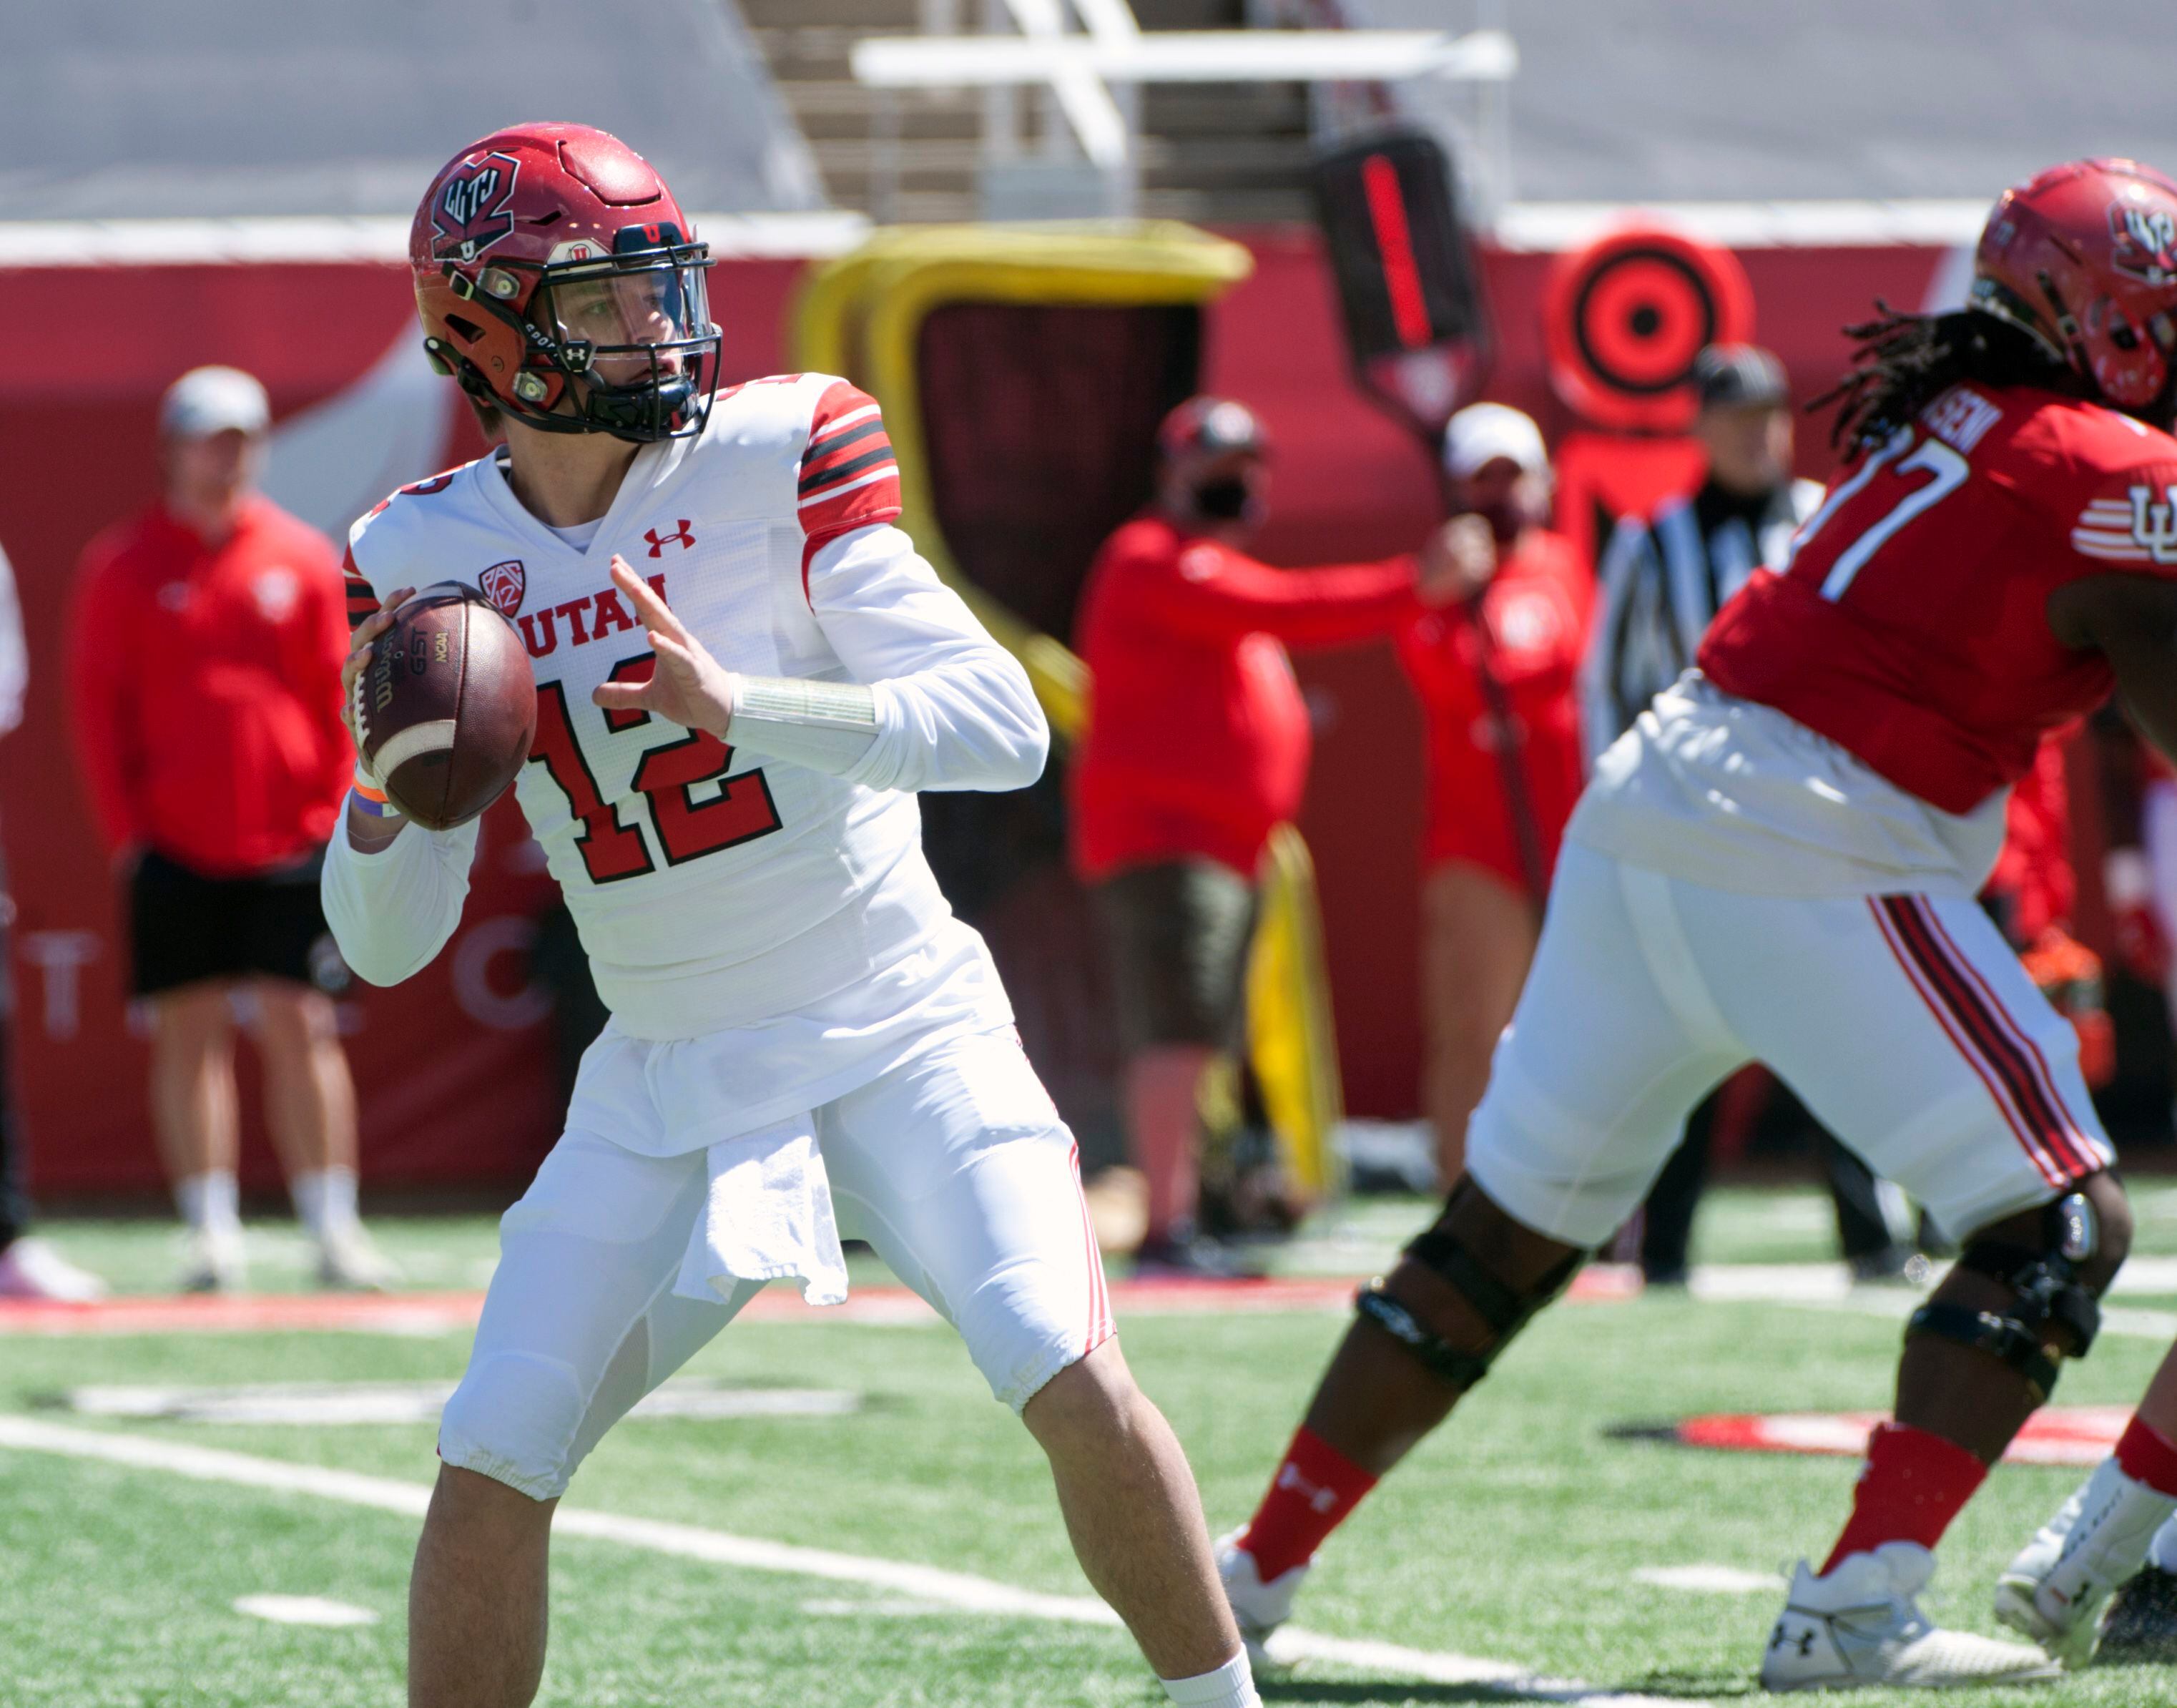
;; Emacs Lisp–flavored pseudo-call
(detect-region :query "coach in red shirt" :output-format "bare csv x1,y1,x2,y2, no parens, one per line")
69,366,389,1292
1394,404,1591,1185
1072,397,1456,1272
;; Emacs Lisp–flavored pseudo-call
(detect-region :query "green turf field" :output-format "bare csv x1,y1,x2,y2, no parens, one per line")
9,1184,2177,1706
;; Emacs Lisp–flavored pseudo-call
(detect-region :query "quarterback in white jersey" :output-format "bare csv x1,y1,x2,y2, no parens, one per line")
333,123,1259,1708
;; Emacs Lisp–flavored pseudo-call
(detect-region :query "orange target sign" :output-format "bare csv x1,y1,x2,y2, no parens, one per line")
1545,225,1754,433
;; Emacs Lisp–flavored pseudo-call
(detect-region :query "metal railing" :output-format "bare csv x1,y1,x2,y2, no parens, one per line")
852,0,1515,221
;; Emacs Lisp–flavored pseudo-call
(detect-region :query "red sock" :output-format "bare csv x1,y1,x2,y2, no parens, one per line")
2117,1415,2177,1496
1238,1426,1378,1581
1821,1422,1989,1574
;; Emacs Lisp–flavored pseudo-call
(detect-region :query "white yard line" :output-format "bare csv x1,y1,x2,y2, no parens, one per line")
1780,1288,2177,1341
1632,1564,1784,1594
0,1416,1694,1707
233,1594,380,1627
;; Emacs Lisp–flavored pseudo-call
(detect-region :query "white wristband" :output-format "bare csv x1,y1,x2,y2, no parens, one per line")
721,672,882,773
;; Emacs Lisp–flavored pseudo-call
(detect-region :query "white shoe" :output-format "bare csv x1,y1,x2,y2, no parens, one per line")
315,1224,400,1292
1216,1529,1307,1674
1761,1543,2060,1691
1994,1454,2177,1669
0,1236,108,1302
177,1226,246,1294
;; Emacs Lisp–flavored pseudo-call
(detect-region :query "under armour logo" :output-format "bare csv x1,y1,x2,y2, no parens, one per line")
1274,1462,1339,1516
2128,484,2177,564
1769,1624,1817,1657
645,521,695,557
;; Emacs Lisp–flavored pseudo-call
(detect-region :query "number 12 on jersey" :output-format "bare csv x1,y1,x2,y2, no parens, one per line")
528,657,784,883
1792,425,1972,602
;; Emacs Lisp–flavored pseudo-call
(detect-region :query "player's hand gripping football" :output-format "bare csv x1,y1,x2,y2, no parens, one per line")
340,584,417,755
590,556,736,739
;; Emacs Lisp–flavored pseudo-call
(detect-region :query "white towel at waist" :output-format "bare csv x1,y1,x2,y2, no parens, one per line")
672,1114,848,1307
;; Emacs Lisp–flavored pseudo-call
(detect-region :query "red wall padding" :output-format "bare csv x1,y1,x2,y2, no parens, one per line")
1,235,1949,1194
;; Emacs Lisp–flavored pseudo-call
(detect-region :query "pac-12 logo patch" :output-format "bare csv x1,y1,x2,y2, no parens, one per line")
433,151,521,264
481,559,526,617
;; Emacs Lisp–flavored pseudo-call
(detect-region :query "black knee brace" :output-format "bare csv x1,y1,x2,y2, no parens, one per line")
1355,1219,1583,1390
1907,1192,2105,1401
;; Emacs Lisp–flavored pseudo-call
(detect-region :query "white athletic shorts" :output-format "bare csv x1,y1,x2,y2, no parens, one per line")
438,1024,1115,1501
1465,841,2114,1250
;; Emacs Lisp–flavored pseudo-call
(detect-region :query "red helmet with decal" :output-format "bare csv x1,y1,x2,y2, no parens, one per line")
410,122,720,443
1971,157,2177,419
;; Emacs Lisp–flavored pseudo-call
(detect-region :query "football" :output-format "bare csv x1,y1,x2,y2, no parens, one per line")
358,581,537,831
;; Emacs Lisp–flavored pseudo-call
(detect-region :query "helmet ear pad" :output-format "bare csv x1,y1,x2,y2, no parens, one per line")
2082,295,2173,411
414,268,562,424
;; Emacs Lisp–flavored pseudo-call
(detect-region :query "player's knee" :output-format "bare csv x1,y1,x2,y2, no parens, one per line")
2073,1171,2132,1295
1022,1339,1128,1433
1355,1176,1584,1390
436,1352,586,1503
1909,1177,2128,1398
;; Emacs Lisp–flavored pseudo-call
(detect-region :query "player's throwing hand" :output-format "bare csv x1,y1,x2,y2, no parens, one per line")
589,555,737,739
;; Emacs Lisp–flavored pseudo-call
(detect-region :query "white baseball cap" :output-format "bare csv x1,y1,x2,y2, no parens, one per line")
159,365,271,439
1443,402,1549,481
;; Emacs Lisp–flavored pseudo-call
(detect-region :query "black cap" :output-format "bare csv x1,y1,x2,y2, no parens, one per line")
1694,343,1789,410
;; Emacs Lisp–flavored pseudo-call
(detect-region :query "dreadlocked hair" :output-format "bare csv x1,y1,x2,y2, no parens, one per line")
1814,304,2078,455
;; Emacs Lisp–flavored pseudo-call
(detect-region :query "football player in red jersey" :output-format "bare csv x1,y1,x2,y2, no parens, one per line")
1217,157,2177,1692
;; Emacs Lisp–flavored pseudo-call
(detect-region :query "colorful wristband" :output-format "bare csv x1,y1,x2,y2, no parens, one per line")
350,761,400,818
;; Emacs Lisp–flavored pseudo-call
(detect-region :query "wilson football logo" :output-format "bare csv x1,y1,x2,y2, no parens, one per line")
481,560,526,618
433,152,521,264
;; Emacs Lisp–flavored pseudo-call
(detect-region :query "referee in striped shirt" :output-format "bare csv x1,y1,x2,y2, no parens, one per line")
1581,343,1912,1285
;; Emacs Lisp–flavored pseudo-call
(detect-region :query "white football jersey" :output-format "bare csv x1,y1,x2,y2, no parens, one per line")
327,373,1048,1042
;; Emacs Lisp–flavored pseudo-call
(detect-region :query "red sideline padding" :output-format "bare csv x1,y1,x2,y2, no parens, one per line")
0,1257,1650,1337
1674,1408,2132,1468
4,235,1956,1197
0,1273,1382,1337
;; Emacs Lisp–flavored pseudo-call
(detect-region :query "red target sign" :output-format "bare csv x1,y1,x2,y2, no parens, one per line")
1545,225,1754,433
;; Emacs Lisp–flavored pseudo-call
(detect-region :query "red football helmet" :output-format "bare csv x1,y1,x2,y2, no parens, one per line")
1972,157,2177,419
411,122,720,443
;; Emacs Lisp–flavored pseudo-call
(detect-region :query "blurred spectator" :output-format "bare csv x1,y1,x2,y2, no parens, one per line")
1395,404,1591,1184
69,366,392,1293
1071,397,1455,1275
1582,344,1911,1283
0,539,107,1301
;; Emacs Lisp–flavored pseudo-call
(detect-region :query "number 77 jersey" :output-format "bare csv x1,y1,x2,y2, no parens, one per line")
1700,381,2177,815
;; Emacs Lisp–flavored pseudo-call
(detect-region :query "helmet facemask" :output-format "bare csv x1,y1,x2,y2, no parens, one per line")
433,225,721,444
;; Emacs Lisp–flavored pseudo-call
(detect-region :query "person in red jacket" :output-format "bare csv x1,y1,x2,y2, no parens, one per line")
69,366,390,1292
1071,397,1458,1273
1394,404,1591,1184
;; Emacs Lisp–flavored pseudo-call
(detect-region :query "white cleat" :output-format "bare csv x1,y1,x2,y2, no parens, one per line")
1994,1453,2177,1669
1761,1542,2060,1691
177,1226,246,1294
0,1236,108,1302
315,1225,401,1292
1216,1529,1307,1674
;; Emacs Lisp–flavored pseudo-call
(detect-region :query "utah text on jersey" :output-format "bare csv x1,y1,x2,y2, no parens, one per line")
333,372,1046,1042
